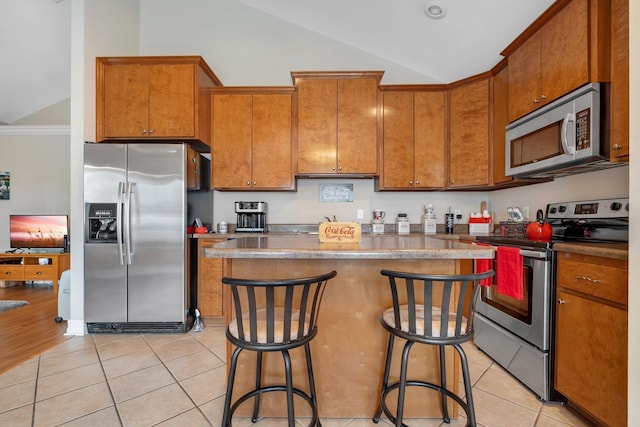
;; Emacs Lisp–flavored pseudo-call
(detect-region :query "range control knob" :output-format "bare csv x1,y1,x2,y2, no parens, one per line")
610,202,622,211
626,203,630,211
549,207,557,214
558,205,566,213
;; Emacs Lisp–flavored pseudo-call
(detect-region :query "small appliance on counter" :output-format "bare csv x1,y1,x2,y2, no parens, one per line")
235,201,267,232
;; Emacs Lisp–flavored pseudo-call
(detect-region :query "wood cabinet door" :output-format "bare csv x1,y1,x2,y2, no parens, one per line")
540,0,589,104
186,145,200,190
507,33,542,122
381,91,415,189
197,239,224,317
610,0,629,161
148,64,196,138
449,79,489,188
212,94,253,189
253,93,294,189
414,90,446,188
555,290,627,427
297,79,338,174
337,78,378,174
492,66,512,185
508,0,589,122
102,64,149,138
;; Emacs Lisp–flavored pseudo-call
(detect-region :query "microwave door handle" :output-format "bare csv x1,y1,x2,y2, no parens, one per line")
561,113,576,155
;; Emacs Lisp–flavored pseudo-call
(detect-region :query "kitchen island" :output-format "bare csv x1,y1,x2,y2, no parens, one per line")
203,235,493,419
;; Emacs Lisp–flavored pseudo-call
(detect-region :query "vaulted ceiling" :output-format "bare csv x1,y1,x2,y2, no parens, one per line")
0,0,555,124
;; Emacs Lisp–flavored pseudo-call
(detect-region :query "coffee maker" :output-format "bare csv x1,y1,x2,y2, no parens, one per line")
235,201,267,232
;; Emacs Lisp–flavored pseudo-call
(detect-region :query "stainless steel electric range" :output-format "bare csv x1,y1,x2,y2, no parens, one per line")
472,197,629,402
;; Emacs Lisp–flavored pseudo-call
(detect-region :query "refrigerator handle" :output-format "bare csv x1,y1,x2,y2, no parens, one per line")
116,182,125,265
124,181,133,265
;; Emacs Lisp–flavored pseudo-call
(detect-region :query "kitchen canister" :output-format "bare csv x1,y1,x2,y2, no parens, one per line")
217,221,227,234
396,213,410,234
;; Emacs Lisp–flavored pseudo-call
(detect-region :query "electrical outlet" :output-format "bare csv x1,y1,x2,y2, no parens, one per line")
356,208,364,220
523,206,530,219
454,209,462,220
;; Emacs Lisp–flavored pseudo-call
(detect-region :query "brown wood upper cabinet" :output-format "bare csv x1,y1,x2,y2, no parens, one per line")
610,0,629,161
377,87,446,190
448,78,490,188
96,56,221,151
292,71,383,176
505,0,609,122
186,145,202,190
211,88,295,191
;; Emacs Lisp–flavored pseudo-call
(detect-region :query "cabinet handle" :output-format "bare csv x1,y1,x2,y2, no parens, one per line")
540,94,547,100
246,181,251,186
36,271,42,276
338,166,342,171
450,179,455,184
148,129,153,134
142,129,147,134
415,180,420,185
4,271,11,276
557,299,566,304
409,180,413,185
575,275,600,284
612,144,622,151
533,98,540,104
252,181,257,186
332,167,336,171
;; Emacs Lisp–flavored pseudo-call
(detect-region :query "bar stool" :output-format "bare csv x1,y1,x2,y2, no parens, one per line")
221,270,337,427
373,269,495,427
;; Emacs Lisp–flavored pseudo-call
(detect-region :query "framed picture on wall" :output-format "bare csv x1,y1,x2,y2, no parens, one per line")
0,172,10,200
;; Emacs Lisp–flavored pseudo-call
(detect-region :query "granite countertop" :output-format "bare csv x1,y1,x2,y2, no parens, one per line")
201,234,493,260
553,241,628,260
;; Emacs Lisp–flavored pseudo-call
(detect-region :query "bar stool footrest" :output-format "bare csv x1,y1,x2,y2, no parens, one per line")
377,380,472,427
228,385,319,427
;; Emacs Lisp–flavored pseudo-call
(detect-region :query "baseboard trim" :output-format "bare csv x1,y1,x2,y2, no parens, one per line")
64,319,87,336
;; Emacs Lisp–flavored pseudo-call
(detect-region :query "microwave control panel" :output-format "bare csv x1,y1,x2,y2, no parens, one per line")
575,108,590,150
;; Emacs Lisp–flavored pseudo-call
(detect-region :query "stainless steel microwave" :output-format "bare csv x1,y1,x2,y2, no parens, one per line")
505,83,612,179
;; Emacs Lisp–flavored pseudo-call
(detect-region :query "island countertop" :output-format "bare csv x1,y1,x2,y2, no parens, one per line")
202,234,494,259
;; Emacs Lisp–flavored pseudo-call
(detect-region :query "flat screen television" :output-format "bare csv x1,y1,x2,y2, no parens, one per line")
9,215,69,250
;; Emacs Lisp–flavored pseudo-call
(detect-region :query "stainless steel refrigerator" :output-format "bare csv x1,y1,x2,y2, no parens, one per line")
84,143,191,333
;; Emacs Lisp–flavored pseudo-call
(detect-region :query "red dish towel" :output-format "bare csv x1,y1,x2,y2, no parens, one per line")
474,243,494,287
496,246,524,300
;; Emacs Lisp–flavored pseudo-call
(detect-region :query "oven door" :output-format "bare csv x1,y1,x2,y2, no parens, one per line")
475,249,552,351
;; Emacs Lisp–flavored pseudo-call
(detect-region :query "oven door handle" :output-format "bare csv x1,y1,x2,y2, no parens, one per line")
519,249,547,259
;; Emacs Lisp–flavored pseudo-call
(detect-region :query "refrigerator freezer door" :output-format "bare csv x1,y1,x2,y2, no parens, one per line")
84,243,128,322
126,144,187,322
84,143,128,322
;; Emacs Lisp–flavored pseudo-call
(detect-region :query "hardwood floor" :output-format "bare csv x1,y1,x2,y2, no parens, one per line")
0,281,69,375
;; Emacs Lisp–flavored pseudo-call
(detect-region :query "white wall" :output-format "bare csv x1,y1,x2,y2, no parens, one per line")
0,132,70,250
490,165,629,222
139,0,439,86
212,179,489,227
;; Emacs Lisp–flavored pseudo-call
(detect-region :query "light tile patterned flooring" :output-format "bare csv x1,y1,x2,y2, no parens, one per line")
0,321,591,427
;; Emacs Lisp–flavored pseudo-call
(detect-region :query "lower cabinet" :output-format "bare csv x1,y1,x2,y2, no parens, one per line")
190,238,224,317
554,251,627,427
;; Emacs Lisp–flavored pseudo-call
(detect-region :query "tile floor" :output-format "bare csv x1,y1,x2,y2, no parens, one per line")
0,321,591,427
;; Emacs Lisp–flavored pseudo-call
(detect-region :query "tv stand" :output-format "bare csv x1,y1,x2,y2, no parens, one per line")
0,252,70,294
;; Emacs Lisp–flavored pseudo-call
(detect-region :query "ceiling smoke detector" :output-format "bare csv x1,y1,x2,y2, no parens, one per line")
424,1,447,19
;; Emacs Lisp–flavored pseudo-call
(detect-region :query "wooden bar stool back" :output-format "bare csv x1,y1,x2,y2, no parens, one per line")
373,269,495,427
221,270,337,427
